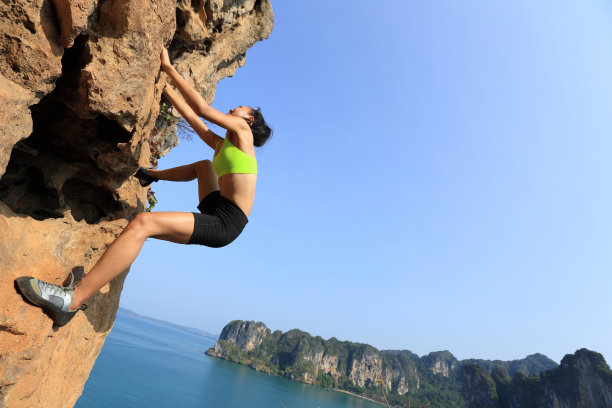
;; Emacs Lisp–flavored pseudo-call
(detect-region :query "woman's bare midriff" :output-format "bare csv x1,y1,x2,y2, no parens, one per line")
218,173,257,216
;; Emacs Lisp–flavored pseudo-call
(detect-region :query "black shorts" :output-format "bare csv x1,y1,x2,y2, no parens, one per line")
188,191,248,248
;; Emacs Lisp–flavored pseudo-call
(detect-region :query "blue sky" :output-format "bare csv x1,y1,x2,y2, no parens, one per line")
120,0,612,364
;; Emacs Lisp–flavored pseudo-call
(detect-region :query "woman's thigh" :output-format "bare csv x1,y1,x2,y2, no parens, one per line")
137,212,195,244
194,160,220,202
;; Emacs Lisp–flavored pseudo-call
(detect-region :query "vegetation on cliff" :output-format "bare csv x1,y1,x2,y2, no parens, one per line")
206,321,569,408
494,349,612,408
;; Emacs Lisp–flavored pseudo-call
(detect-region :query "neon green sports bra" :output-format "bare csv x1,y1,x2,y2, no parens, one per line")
212,137,257,178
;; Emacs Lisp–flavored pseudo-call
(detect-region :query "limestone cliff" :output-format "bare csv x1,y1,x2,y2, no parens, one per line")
206,320,582,408
0,1,273,407
212,320,267,357
421,350,458,377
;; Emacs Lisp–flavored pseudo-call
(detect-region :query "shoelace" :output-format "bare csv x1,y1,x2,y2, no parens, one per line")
53,269,84,291
38,270,84,298
39,271,88,312
39,280,71,298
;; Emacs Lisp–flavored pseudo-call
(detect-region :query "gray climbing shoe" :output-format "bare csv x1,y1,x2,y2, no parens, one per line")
15,273,87,327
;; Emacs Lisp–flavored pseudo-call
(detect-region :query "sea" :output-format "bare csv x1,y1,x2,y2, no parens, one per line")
75,310,383,408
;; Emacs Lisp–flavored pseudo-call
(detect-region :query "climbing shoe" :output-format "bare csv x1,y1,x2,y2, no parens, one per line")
15,272,87,327
135,167,158,187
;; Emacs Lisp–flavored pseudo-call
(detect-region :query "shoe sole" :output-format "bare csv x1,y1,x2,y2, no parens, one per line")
15,277,79,327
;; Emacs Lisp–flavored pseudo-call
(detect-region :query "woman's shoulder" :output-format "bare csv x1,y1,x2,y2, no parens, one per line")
228,130,255,153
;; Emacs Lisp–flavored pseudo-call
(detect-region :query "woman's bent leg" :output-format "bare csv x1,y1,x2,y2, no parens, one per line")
194,160,219,201
147,163,197,181
143,161,219,198
69,212,195,310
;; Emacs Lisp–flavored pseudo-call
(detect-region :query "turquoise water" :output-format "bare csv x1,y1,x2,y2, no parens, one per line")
75,312,383,408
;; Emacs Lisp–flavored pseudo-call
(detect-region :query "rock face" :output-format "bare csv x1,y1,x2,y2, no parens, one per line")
0,1,273,406
208,320,595,408
213,320,268,355
422,350,458,377
348,347,385,388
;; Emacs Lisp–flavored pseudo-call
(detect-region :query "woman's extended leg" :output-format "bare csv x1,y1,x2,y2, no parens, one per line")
71,161,219,310
69,212,194,310
16,161,222,324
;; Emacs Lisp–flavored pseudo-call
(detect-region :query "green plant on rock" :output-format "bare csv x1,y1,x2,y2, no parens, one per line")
146,189,157,212
160,101,173,123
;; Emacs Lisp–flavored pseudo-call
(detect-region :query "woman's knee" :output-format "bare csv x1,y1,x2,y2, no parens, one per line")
195,159,211,167
125,212,155,237
194,159,219,192
194,160,213,173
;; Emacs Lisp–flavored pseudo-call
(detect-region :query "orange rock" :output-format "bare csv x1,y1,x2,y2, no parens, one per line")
0,0,274,406
52,0,98,48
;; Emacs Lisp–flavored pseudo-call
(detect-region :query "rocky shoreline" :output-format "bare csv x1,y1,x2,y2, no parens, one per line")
207,320,612,408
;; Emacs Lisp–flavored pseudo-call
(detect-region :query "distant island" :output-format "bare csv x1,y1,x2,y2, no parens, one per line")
206,320,612,408
118,307,218,341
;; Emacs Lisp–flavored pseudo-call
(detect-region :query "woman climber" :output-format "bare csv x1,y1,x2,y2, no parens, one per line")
15,47,272,327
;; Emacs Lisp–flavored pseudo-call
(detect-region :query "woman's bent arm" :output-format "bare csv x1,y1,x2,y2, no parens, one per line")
160,48,247,134
163,85,222,150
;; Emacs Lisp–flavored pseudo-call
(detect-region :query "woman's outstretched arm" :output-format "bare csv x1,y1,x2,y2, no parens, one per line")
160,48,249,135
163,85,222,150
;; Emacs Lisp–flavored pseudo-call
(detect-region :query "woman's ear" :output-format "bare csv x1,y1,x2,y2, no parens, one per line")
246,116,254,126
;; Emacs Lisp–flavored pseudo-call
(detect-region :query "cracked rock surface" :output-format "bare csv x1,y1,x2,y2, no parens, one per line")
0,0,273,406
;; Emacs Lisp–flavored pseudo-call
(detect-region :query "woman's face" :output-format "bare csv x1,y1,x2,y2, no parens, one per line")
228,106,252,118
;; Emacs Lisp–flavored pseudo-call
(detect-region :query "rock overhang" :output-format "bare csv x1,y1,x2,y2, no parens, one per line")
0,0,273,406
